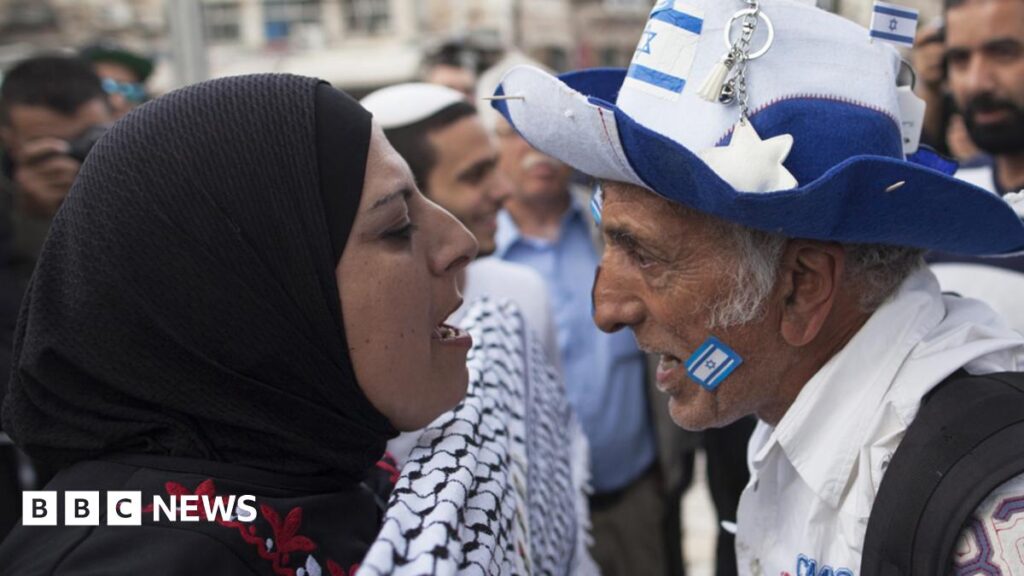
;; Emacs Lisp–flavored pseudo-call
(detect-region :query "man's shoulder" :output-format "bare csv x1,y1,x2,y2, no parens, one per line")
863,371,1024,574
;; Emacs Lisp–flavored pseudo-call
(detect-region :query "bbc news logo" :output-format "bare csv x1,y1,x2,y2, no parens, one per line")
23,491,257,526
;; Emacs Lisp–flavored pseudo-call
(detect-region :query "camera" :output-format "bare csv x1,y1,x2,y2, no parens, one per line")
1,124,111,182
66,124,111,163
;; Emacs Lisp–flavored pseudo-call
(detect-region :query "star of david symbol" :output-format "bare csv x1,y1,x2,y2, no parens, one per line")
639,25,657,55
888,17,899,31
705,359,717,370
696,121,798,192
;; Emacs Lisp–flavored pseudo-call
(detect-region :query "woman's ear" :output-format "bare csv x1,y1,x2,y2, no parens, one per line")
776,240,845,347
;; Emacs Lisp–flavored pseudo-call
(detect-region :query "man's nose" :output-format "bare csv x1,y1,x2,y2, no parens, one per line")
487,171,513,206
592,263,645,333
963,55,998,95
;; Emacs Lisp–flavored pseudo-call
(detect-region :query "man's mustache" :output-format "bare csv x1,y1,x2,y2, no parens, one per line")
964,94,1021,118
521,153,562,172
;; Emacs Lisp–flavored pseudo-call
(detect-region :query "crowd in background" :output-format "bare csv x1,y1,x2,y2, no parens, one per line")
0,0,1022,572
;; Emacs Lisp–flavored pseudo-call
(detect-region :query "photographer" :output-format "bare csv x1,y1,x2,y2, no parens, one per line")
0,54,110,540
1,55,111,249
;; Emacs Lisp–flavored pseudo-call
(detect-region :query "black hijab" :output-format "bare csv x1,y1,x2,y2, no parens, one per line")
1,74,397,483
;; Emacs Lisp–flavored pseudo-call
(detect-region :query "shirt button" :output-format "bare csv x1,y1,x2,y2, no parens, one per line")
750,558,763,576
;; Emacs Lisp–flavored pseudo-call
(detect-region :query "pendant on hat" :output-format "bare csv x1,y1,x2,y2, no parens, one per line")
696,0,797,193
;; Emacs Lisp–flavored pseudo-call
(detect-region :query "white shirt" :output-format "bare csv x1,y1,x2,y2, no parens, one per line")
956,164,998,195
931,263,1024,336
736,268,1024,575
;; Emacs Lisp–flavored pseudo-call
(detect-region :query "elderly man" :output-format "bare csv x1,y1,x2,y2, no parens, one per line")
491,0,1024,573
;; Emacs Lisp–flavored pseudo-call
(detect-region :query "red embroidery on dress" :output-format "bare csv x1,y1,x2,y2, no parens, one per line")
151,479,338,576
326,560,359,576
375,452,400,485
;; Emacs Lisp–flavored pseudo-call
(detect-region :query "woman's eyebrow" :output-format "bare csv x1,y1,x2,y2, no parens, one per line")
370,188,412,211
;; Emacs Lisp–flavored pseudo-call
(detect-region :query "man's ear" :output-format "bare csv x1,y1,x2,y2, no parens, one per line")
776,240,845,347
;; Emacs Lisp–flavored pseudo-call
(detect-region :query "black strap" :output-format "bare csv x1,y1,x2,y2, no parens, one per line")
862,371,1024,576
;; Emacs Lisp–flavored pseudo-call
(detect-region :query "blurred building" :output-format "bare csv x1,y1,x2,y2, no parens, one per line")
0,0,944,95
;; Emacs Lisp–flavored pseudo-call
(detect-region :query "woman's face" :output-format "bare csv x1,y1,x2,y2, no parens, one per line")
338,125,479,431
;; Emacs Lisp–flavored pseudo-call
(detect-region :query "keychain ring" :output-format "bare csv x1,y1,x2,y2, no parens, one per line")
724,9,775,60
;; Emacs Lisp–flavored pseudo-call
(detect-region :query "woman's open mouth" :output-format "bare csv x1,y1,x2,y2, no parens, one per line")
433,323,473,349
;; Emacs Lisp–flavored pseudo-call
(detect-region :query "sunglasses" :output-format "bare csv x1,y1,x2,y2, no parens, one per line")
101,78,147,104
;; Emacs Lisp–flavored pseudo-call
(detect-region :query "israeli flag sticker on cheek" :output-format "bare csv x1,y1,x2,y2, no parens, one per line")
686,336,743,391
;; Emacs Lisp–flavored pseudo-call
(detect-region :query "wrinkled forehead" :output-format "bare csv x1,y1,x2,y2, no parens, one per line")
599,179,724,243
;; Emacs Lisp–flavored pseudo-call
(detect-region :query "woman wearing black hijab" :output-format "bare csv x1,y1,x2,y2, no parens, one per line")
0,74,477,574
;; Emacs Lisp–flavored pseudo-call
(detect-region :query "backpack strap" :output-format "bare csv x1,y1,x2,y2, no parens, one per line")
861,371,1024,576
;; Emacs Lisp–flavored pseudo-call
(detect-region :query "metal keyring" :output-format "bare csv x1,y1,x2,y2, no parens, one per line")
723,8,775,60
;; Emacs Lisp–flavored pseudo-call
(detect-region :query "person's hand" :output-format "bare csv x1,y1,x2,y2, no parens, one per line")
11,138,80,218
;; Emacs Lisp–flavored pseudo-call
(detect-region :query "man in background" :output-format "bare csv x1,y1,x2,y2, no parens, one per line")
1,54,111,273
81,43,154,119
0,54,111,539
945,0,1024,195
929,0,1024,333
421,42,478,100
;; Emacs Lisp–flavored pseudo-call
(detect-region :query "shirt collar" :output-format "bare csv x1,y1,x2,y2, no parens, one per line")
752,268,947,508
493,197,587,258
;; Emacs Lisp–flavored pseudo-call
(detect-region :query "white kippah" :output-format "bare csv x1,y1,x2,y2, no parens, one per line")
360,83,467,129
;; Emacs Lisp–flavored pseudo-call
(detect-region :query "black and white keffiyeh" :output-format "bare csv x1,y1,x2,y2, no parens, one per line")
358,298,596,575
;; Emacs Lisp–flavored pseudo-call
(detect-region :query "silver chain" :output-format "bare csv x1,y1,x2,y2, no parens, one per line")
725,0,760,120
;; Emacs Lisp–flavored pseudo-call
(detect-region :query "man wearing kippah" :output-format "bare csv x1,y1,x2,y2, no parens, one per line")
491,0,1024,573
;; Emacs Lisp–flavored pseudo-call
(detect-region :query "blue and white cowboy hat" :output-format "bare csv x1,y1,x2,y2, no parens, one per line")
490,0,1024,255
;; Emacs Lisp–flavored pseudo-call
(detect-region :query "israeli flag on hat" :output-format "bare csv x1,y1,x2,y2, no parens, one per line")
870,1,919,47
624,0,704,101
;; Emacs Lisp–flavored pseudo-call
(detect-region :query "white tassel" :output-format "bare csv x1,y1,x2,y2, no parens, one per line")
698,55,734,102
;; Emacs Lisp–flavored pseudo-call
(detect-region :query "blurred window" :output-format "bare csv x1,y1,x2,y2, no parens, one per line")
203,1,241,44
264,0,322,40
342,0,390,35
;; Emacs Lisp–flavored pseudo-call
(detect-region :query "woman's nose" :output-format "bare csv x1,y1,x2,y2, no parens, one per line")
429,201,478,275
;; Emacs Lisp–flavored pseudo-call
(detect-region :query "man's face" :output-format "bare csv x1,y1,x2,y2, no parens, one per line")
591,182,789,430
946,0,1024,155
2,98,111,155
425,114,510,256
494,117,573,205
94,61,145,119
1,98,111,217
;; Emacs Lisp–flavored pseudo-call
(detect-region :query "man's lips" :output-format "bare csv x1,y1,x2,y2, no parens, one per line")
656,354,687,393
972,108,1012,125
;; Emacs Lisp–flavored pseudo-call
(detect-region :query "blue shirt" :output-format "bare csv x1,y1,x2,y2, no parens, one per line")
495,203,656,493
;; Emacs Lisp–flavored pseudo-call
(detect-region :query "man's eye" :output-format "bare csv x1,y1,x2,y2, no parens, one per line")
945,50,969,68
626,246,656,268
